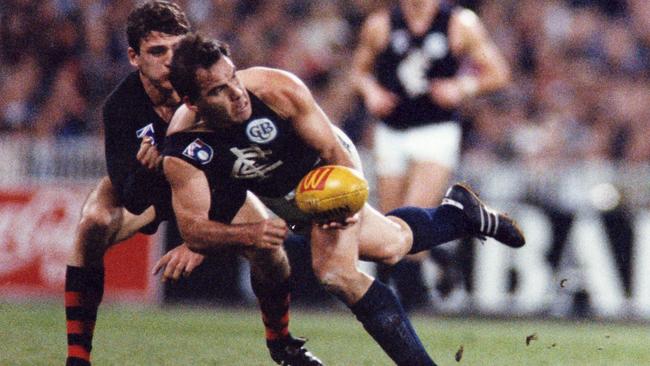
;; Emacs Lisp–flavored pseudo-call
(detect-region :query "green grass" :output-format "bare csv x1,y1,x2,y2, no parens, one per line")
1,302,649,365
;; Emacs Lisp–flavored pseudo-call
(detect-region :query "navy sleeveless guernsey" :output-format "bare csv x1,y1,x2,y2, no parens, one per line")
374,5,460,129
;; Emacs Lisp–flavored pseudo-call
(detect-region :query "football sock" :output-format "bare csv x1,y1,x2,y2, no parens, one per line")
350,280,437,366
387,206,468,254
389,260,430,311
252,277,291,342
65,265,104,366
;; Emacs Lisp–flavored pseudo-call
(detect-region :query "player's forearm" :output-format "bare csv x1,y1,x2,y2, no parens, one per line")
456,65,510,100
177,216,253,254
351,70,381,99
320,144,357,170
468,47,511,96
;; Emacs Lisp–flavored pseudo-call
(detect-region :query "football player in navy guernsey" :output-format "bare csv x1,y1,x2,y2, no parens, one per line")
64,3,322,366
351,0,511,310
163,33,524,366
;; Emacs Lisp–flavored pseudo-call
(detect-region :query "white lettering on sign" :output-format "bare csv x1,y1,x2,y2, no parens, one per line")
0,188,80,286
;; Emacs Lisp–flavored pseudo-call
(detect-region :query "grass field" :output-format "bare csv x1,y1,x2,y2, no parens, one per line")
2,302,649,366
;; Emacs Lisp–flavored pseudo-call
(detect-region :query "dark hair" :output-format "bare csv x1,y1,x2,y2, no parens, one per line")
126,1,190,53
170,33,231,102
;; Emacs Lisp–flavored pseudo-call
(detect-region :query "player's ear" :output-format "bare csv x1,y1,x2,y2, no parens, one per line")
127,47,139,68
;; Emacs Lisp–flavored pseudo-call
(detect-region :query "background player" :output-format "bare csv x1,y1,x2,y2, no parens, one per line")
163,34,524,365
64,2,321,366
351,0,511,309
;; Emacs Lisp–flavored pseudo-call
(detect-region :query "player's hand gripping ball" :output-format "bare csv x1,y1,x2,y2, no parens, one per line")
295,165,369,223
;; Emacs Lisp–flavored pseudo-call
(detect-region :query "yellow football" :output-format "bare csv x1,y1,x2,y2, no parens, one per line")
295,165,369,222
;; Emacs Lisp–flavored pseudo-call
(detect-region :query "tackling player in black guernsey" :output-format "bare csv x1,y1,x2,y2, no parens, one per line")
163,33,525,366
64,2,322,366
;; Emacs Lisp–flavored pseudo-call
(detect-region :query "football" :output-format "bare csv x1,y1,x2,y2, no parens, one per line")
295,165,369,222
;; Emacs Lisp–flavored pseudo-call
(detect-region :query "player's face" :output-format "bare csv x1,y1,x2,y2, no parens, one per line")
194,57,252,126
129,31,184,90
400,0,438,12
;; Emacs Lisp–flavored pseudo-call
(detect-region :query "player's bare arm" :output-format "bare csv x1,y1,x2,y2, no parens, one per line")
241,67,357,170
136,136,163,171
163,155,289,253
166,104,199,135
431,8,510,107
350,10,399,118
152,243,204,282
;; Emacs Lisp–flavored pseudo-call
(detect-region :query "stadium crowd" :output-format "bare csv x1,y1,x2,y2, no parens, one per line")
1,0,649,166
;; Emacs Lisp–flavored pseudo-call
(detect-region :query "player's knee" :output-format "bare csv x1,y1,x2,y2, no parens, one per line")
313,265,355,295
78,204,120,241
376,235,409,266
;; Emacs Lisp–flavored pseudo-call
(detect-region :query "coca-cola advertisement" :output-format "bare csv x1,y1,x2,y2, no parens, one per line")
0,184,158,303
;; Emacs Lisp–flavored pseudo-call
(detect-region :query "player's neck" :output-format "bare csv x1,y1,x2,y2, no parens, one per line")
402,2,439,36
141,75,181,123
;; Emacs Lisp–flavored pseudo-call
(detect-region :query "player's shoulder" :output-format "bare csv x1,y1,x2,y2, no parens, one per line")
103,71,143,112
450,6,481,29
367,8,390,25
358,8,391,49
239,67,311,115
163,129,215,168
239,67,307,93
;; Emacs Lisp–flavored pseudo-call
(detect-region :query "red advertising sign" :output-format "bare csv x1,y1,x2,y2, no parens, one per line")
0,184,158,303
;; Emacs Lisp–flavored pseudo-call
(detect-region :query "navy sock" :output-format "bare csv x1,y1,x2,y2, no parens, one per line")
387,205,468,254
350,280,436,366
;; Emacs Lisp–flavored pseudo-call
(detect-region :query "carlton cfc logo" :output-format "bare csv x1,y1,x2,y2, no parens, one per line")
246,118,277,144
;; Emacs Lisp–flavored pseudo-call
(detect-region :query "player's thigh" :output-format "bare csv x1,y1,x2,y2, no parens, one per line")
310,221,362,275
236,192,289,270
357,204,411,265
77,177,124,239
311,221,378,304
232,191,270,224
112,206,156,243
376,175,407,213
403,160,453,206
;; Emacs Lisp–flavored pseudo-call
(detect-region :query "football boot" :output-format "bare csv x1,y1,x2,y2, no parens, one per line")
441,183,525,248
267,334,324,366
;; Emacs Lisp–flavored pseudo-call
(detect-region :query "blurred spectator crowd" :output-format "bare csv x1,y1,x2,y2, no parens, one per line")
1,0,649,166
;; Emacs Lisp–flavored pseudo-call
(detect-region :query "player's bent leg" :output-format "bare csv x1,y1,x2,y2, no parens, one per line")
441,183,525,247
66,177,122,366
396,161,454,309
236,193,323,366
357,204,412,266
310,223,436,366
376,175,406,213
65,177,156,366
112,206,156,243
68,178,124,267
403,160,452,207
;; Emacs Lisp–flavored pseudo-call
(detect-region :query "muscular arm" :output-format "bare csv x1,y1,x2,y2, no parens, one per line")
350,10,398,118
166,104,198,136
351,11,389,98
242,68,358,170
163,156,288,254
449,8,511,96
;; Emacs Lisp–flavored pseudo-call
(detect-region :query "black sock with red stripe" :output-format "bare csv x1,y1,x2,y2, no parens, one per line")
65,265,104,366
252,278,291,342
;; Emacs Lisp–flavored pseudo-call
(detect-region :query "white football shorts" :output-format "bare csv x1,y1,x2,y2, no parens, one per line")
374,121,462,176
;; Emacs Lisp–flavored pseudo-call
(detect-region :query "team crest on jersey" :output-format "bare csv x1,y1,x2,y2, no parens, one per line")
136,123,156,144
246,118,277,144
182,138,214,165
